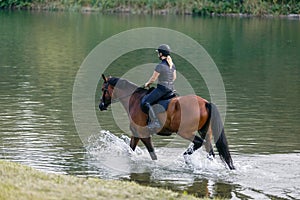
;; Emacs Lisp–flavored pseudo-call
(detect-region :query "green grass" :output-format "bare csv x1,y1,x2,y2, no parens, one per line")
0,159,207,200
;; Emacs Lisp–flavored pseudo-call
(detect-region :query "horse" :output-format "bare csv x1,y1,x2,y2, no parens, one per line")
99,74,235,170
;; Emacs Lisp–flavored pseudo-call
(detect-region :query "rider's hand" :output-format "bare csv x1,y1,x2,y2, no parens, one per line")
145,82,151,88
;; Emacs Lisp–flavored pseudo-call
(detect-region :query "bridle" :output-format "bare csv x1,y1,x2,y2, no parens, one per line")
101,81,134,106
101,82,112,105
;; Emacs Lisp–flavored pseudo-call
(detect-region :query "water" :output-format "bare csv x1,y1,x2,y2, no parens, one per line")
86,131,300,199
0,11,300,199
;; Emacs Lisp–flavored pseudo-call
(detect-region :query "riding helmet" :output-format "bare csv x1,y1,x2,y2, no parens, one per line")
156,44,171,56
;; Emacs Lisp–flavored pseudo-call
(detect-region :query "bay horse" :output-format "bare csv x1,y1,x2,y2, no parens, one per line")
99,74,235,170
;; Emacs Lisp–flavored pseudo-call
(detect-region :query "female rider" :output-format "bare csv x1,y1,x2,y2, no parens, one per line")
141,44,177,131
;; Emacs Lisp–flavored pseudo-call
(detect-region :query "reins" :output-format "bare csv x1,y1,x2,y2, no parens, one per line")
111,93,133,104
105,83,145,104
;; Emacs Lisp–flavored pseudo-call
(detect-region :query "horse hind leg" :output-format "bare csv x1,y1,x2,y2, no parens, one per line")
183,135,204,155
182,134,204,165
198,106,215,159
203,130,215,159
206,143,215,160
182,132,214,159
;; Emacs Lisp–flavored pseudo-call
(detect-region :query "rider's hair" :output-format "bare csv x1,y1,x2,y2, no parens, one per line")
166,55,173,68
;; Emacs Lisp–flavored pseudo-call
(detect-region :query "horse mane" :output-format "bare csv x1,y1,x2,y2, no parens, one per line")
108,77,150,97
108,77,137,88
133,87,149,95
107,77,120,87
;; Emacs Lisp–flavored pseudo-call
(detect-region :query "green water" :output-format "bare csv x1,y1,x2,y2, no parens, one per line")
0,11,299,199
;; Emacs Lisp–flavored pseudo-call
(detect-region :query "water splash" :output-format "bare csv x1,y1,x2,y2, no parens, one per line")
86,130,148,178
86,130,143,157
84,131,300,199
86,130,229,180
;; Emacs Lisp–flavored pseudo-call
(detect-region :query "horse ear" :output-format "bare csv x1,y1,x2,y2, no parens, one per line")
102,74,107,83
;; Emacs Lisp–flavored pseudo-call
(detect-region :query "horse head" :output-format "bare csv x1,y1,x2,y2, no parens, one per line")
99,74,114,111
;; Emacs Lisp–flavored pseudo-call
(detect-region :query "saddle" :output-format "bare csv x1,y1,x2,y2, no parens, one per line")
147,87,176,100
147,87,177,113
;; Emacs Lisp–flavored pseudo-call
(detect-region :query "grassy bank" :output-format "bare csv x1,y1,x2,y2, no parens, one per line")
0,159,204,200
0,0,300,16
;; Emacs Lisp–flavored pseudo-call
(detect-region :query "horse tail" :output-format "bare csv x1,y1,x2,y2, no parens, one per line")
207,102,235,170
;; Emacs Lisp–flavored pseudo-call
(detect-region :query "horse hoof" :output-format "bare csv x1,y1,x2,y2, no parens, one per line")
183,154,192,165
207,154,214,160
183,146,194,155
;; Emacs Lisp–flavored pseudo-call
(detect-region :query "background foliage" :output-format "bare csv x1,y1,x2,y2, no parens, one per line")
0,0,300,15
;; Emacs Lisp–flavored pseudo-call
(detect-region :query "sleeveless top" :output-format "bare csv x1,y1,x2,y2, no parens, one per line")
155,59,176,91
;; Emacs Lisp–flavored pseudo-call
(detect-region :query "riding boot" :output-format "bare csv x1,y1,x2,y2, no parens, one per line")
147,106,161,132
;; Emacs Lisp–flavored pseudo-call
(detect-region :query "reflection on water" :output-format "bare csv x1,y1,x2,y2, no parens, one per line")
0,11,300,199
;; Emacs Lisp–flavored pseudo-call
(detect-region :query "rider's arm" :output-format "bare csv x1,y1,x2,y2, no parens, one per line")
145,71,160,87
173,70,177,81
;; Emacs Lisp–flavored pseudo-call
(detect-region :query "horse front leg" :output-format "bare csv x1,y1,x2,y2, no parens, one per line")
129,124,140,151
130,136,140,151
140,137,157,160
130,124,157,160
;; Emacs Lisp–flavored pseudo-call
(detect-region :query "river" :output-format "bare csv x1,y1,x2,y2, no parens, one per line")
0,11,299,199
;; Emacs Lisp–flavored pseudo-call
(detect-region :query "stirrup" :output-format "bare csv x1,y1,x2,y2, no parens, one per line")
147,121,160,129
147,121,161,133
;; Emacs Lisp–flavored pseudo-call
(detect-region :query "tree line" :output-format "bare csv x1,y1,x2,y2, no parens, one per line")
1,0,299,16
